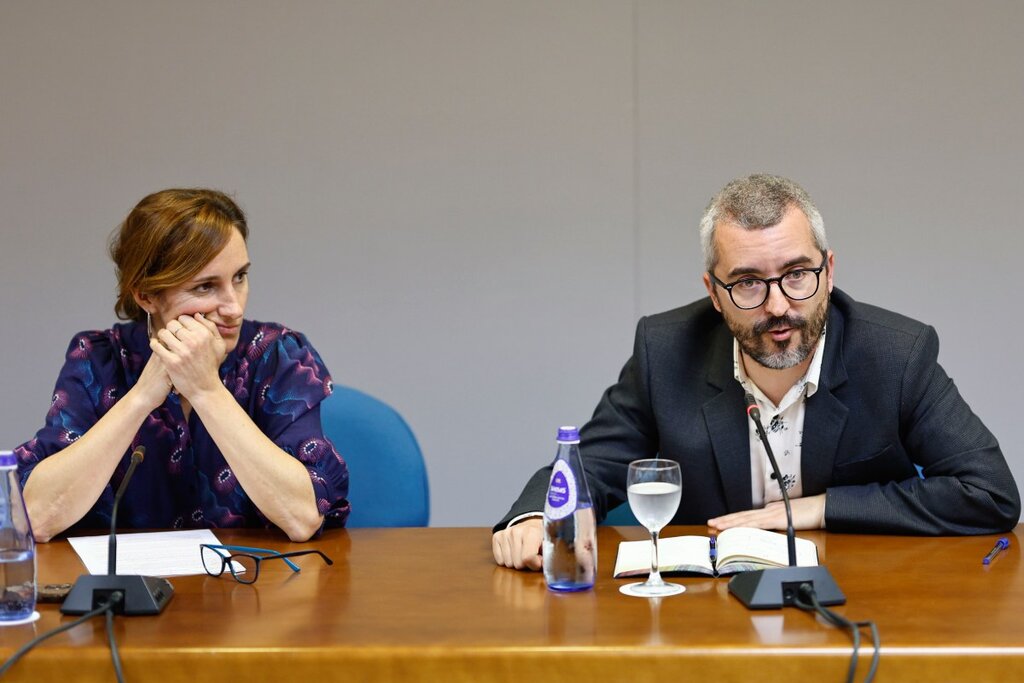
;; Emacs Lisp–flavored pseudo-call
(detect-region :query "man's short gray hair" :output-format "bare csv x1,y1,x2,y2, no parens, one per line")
699,174,828,272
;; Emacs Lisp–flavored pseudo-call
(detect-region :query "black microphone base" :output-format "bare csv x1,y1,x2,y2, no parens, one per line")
61,574,174,616
728,566,845,609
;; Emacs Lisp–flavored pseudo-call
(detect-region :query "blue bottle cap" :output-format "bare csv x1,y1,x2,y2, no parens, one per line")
557,426,580,442
0,451,15,467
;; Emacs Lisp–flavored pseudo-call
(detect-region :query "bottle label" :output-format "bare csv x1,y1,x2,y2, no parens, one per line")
544,460,577,521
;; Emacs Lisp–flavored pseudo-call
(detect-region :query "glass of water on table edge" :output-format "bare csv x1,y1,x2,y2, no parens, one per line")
620,458,684,597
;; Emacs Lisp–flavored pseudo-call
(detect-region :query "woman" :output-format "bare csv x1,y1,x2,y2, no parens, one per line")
15,189,349,542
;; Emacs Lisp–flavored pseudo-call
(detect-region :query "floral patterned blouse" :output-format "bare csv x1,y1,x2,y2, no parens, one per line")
16,320,350,534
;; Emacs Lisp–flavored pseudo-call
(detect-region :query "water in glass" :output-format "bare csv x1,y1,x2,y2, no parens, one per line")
619,459,685,598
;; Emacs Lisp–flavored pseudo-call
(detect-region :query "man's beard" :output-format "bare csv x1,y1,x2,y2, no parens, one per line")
722,293,830,370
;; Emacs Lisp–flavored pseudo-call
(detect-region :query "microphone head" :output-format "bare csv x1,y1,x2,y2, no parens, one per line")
743,392,761,420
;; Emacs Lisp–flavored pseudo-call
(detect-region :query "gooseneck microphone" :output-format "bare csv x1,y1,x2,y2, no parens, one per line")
744,393,798,567
728,392,846,609
108,446,145,575
61,445,174,616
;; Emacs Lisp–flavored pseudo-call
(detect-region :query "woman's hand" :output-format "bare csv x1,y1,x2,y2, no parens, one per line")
149,313,227,401
131,349,175,411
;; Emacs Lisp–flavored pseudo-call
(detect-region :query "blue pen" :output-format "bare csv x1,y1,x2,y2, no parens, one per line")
982,537,1009,565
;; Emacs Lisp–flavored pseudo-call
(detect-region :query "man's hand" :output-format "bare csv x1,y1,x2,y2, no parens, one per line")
707,494,826,532
492,518,543,571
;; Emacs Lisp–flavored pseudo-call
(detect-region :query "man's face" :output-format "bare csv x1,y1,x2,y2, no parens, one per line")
702,205,834,370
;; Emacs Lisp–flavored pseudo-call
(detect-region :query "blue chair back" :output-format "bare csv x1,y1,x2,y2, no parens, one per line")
602,502,640,526
320,385,429,527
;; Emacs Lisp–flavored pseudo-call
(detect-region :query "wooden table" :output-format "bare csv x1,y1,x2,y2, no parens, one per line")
2,525,1022,682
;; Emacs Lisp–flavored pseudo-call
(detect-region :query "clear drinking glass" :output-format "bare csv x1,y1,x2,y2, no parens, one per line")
619,458,685,597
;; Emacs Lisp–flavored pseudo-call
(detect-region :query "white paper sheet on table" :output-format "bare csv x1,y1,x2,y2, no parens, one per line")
67,528,226,577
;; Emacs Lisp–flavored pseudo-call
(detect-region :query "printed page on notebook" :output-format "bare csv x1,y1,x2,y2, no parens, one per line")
715,527,818,574
613,528,819,578
612,535,715,578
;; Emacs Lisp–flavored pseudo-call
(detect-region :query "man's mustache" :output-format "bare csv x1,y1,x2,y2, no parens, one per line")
752,314,806,336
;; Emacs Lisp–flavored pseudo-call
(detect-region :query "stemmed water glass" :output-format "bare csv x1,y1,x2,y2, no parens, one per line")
619,458,684,597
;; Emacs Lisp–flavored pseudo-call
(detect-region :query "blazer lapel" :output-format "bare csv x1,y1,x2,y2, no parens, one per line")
702,329,753,512
801,304,850,495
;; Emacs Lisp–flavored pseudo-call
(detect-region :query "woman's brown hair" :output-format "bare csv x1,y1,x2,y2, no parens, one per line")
109,189,249,321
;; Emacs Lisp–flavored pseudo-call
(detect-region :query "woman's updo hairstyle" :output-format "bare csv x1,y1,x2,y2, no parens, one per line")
110,188,248,322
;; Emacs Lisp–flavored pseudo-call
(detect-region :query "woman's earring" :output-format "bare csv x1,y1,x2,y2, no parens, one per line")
147,311,154,338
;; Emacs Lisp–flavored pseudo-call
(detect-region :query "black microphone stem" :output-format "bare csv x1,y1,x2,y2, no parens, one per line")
750,417,798,567
745,394,797,567
108,447,145,575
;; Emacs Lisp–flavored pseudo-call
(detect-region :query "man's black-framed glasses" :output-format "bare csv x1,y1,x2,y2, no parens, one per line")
709,255,828,310
200,543,333,584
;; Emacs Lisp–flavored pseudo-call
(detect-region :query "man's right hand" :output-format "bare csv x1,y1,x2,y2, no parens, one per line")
492,518,543,571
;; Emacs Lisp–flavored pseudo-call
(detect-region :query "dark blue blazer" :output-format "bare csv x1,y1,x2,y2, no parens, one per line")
498,289,1020,534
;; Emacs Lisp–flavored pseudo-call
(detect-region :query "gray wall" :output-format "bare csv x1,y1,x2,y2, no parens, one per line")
2,1,1021,526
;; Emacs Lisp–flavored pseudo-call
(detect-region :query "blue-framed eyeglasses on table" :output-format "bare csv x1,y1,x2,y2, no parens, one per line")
200,544,334,584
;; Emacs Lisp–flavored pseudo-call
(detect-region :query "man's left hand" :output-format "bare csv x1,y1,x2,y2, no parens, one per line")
707,493,826,532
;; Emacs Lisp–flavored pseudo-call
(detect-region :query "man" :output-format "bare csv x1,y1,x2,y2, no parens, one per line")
493,173,1020,571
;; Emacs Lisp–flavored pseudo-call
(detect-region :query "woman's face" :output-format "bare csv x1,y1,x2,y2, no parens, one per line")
141,229,250,353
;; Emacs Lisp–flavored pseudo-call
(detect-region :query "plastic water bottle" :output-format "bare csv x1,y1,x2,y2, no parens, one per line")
543,426,597,591
0,450,35,621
